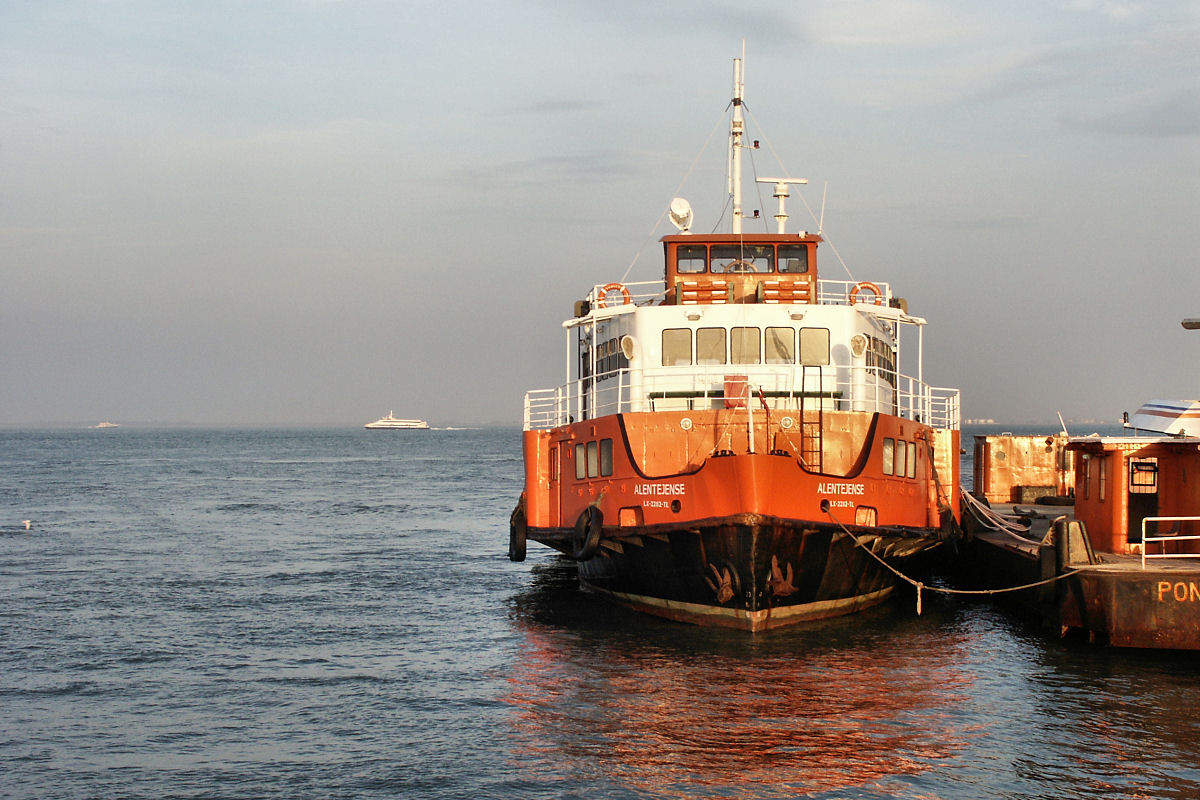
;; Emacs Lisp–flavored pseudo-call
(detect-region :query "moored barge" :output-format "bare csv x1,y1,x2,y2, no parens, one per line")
509,57,962,631
963,394,1200,649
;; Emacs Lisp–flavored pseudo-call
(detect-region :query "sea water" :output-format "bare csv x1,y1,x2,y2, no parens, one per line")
2,426,1198,799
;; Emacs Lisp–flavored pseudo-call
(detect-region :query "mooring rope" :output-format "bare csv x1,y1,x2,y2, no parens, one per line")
822,505,1075,615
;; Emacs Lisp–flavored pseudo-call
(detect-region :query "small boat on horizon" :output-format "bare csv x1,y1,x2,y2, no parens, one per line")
364,412,429,430
92,422,119,429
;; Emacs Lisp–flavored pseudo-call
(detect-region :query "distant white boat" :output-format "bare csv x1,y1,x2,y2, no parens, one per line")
364,412,429,430
92,422,119,429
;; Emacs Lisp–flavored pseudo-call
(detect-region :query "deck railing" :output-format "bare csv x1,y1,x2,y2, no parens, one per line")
523,364,959,431
585,279,893,308
1140,516,1200,568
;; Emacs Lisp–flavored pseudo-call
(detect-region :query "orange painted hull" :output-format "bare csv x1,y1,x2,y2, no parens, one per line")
514,410,960,630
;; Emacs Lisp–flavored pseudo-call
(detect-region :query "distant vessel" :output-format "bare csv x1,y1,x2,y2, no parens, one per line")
364,412,428,430
92,422,119,428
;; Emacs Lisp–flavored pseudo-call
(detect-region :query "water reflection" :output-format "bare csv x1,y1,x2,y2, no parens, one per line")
503,559,979,798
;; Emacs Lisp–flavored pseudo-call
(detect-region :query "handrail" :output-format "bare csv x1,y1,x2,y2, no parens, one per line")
1140,516,1200,568
523,364,960,431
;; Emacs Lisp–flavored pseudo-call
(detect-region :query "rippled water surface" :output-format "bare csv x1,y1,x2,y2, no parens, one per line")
2,427,1198,799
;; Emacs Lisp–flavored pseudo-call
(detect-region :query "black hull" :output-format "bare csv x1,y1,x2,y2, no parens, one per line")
530,518,941,631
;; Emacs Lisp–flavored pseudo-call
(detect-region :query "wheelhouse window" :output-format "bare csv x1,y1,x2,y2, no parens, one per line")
697,327,726,365
662,328,693,366
677,244,707,274
765,327,795,364
731,327,761,365
799,328,830,366
778,244,809,273
882,438,895,476
575,443,587,479
907,441,917,478
710,244,773,273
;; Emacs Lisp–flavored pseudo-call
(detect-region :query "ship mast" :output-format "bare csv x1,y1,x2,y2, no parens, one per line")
729,55,746,234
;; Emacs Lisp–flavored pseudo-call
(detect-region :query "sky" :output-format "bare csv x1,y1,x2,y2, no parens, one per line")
2,0,1198,427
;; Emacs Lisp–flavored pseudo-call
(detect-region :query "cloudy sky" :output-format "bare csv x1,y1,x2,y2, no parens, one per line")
3,1,1198,426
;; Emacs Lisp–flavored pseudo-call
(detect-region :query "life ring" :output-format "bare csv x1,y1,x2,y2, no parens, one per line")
596,283,631,308
849,281,883,305
570,505,603,561
508,499,527,562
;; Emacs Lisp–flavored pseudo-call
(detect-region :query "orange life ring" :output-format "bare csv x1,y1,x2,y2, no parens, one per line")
849,281,883,305
597,282,632,308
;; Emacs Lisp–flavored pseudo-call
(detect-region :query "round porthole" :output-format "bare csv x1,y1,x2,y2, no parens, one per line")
780,416,795,430
680,417,693,431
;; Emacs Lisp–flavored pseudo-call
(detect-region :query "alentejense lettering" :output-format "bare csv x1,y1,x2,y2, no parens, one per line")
817,482,865,495
634,482,686,497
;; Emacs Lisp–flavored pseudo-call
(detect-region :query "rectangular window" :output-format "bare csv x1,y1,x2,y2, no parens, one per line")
1084,457,1091,500
907,441,917,479
697,327,727,365
1099,456,1107,501
710,244,773,273
778,244,809,273
731,327,761,365
882,438,895,476
587,441,599,479
599,439,614,477
677,244,707,274
765,327,795,364
575,443,586,479
662,328,692,366
894,440,907,478
800,328,830,366
1130,458,1158,494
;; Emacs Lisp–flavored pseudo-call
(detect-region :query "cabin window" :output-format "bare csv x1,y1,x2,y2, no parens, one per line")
677,244,707,274
575,443,587,479
1130,458,1158,494
778,244,809,274
697,327,727,365
599,438,614,477
1083,457,1091,499
882,438,895,476
765,327,795,364
907,441,918,479
662,328,692,366
731,327,761,364
894,440,907,478
710,244,772,273
1098,456,1107,501
799,328,830,366
587,441,599,478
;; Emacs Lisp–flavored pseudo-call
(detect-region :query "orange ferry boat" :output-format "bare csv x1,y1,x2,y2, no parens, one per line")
509,57,962,631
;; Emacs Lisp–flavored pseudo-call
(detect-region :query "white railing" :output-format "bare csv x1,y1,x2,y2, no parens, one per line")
524,364,960,431
1140,516,1200,568
581,278,895,309
817,279,893,306
588,280,670,309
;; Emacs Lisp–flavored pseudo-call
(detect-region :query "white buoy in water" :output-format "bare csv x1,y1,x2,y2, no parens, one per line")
23,520,31,530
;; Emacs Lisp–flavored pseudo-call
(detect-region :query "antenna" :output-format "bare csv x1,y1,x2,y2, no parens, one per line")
818,183,828,235
755,178,808,234
1056,411,1069,436
729,55,746,234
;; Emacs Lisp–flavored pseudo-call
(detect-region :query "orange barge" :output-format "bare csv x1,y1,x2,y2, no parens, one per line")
509,57,962,631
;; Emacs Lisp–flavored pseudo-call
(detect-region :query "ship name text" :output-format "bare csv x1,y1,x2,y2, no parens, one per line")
634,482,686,497
817,482,866,495
1157,581,1200,602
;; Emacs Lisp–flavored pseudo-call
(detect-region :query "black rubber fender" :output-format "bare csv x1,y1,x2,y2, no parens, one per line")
570,505,603,561
508,501,527,562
